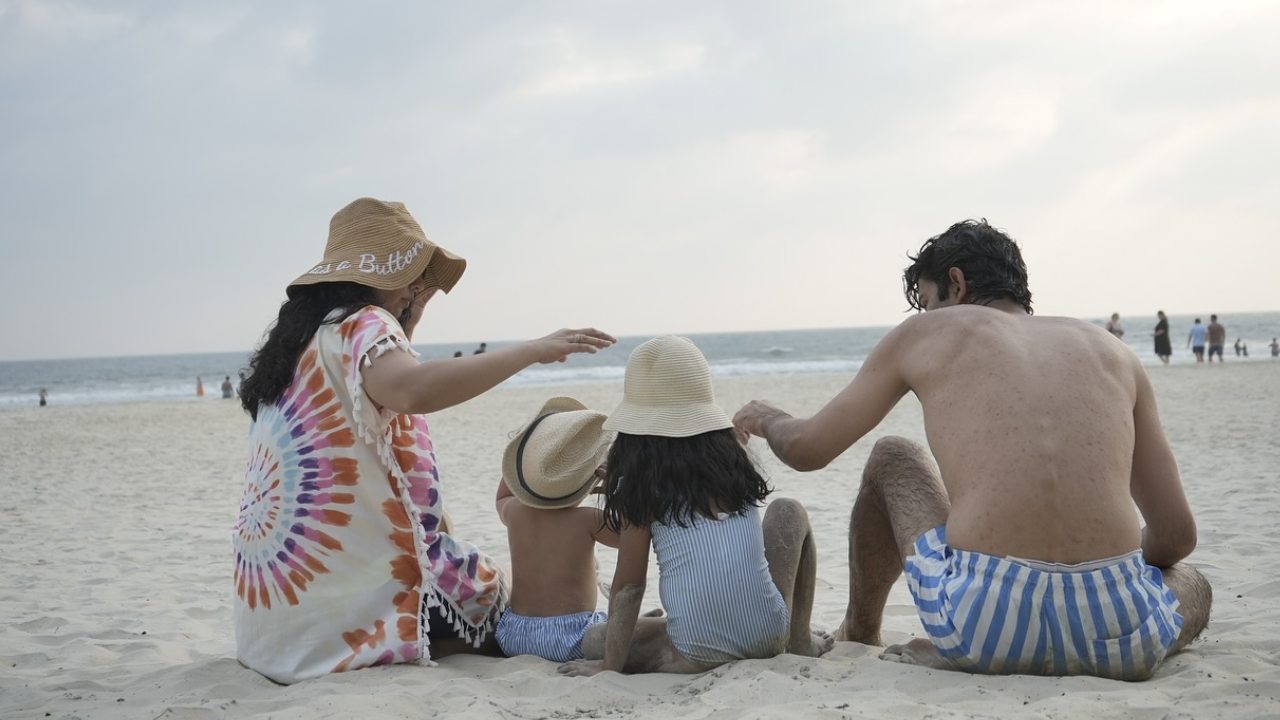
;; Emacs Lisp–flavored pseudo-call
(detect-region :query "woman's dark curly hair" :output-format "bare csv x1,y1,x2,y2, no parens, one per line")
601,429,772,533
239,282,382,419
903,219,1033,314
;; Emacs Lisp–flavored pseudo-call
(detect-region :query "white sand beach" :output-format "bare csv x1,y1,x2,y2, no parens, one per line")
2,362,1278,719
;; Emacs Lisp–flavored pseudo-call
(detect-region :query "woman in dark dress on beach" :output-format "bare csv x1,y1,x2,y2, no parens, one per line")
1154,310,1172,365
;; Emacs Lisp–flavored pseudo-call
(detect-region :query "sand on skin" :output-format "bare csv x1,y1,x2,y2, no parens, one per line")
1,362,1278,718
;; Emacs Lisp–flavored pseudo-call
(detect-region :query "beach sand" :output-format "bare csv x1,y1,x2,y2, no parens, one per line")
2,362,1278,718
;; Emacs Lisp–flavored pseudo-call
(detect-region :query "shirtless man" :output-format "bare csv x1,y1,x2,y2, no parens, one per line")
733,220,1210,681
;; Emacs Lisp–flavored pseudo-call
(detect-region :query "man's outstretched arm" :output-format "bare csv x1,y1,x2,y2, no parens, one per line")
735,322,913,471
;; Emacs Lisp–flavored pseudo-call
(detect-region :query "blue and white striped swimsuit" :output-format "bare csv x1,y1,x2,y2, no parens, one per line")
495,610,608,663
651,507,790,667
905,526,1184,680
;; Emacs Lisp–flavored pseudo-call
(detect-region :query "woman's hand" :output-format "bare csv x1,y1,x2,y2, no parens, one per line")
528,328,616,364
400,288,436,341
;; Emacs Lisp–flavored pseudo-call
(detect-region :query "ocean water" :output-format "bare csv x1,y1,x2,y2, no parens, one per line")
3,312,1277,408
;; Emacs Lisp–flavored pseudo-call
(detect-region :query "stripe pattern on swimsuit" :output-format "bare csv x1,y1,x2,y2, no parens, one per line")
650,507,790,667
495,610,608,663
904,526,1184,680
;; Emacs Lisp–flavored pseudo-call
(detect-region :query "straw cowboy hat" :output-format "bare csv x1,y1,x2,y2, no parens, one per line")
604,335,732,438
502,397,611,509
287,197,467,297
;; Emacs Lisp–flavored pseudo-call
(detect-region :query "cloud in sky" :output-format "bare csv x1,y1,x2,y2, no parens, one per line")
1,0,1278,360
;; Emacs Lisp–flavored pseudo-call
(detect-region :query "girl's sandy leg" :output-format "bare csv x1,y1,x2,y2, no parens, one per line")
763,498,833,657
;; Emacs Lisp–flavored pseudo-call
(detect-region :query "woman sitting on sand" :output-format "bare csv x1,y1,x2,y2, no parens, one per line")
233,197,613,684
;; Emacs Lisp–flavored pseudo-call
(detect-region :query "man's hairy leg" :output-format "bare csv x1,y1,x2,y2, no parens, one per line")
576,617,704,674
762,498,834,657
838,436,949,645
1160,563,1212,655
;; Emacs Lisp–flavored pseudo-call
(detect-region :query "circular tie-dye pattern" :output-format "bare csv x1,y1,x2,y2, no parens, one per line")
234,349,357,610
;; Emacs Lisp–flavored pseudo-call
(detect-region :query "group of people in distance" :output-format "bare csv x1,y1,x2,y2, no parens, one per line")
1109,311,1254,366
231,198,1210,686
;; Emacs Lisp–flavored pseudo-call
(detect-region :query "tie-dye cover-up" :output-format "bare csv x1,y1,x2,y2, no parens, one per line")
233,305,507,684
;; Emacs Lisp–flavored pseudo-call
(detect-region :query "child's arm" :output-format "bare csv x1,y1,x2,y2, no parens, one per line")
495,477,515,527
583,507,621,548
562,524,650,676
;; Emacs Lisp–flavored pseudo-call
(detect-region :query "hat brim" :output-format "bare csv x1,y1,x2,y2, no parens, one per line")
502,397,607,509
602,400,732,438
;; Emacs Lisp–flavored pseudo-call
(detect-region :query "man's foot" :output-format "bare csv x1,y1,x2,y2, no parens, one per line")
880,638,954,671
834,617,880,645
790,628,836,657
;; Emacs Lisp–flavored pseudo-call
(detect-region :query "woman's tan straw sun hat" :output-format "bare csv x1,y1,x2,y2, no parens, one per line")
502,397,611,509
286,197,467,297
603,335,732,438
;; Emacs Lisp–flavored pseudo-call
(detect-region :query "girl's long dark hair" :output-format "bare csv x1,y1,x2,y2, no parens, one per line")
601,429,771,533
239,282,380,419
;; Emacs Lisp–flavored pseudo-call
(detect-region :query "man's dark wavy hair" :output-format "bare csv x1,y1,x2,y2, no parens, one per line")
239,282,383,420
601,429,771,533
902,219,1033,314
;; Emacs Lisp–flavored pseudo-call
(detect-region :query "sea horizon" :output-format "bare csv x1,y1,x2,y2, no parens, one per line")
4,312,1278,408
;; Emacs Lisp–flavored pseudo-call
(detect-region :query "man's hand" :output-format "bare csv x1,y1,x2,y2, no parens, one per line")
733,400,790,440
557,659,607,677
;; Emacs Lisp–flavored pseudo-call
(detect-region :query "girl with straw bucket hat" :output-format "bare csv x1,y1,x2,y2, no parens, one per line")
559,336,834,677
233,197,615,684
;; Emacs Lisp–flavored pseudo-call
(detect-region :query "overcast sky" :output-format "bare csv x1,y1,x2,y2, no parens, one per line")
2,1,1277,361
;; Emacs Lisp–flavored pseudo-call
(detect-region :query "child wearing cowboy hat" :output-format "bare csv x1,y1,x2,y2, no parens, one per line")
495,397,669,665
559,336,834,676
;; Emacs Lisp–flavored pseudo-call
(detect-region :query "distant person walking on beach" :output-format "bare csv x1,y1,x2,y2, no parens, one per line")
735,220,1209,680
196,376,205,397
1106,312,1125,339
1187,318,1207,362
1153,310,1172,364
221,376,234,399
38,388,47,407
1272,338,1279,357
1207,315,1226,363
232,197,614,684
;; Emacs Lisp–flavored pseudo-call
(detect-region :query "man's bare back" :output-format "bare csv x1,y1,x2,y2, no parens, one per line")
898,305,1143,562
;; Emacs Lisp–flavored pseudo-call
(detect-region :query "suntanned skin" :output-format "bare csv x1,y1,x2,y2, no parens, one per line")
496,473,621,617
734,268,1211,673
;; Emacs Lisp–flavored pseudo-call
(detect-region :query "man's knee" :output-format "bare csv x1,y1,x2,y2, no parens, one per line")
863,436,929,484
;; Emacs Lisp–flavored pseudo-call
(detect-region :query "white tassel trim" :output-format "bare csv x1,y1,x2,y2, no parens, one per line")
351,329,506,664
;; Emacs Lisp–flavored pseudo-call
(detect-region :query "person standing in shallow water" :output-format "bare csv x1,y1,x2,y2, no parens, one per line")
196,376,204,397
232,197,614,684
1106,312,1125,339
38,388,47,407
1153,310,1172,365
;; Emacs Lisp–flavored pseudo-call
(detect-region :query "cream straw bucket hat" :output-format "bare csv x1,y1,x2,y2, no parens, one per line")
603,335,732,438
287,197,467,297
502,397,611,509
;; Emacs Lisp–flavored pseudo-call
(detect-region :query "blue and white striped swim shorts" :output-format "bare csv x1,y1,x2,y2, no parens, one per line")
904,526,1183,680
495,609,608,663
